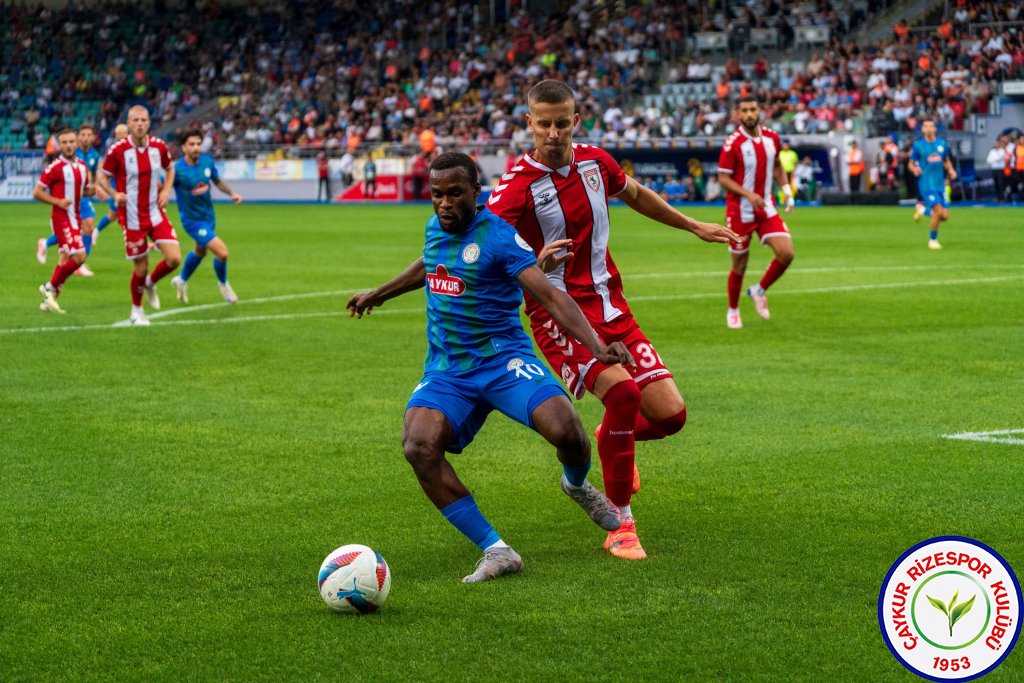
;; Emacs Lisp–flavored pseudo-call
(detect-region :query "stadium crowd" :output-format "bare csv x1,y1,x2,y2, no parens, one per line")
0,0,1022,155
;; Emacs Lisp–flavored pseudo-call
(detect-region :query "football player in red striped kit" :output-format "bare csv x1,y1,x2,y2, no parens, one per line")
488,80,738,559
717,95,796,330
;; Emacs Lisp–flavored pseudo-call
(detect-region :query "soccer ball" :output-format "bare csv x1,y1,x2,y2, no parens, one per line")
318,544,391,614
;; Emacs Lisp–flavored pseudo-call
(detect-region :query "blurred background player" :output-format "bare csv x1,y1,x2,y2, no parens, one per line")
35,124,100,276
170,130,243,305
93,124,130,240
909,119,957,250
96,106,181,325
718,95,795,330
488,80,737,560
33,128,93,313
347,152,633,583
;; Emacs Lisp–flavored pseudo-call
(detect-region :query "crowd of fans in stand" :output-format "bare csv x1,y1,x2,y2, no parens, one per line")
0,0,1022,157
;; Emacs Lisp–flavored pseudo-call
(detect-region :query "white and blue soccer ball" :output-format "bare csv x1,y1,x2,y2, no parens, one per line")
318,544,391,614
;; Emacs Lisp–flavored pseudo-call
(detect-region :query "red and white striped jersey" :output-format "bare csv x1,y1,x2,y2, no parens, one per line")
718,126,781,223
487,143,631,325
101,135,172,230
38,155,89,232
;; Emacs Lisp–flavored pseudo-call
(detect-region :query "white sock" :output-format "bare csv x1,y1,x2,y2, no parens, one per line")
485,540,509,551
144,275,153,288
617,505,632,518
131,305,145,316
728,307,739,315
751,284,765,296
44,283,57,293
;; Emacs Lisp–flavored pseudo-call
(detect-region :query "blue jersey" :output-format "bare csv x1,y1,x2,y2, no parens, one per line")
911,138,951,194
173,154,220,224
76,147,100,178
422,207,538,374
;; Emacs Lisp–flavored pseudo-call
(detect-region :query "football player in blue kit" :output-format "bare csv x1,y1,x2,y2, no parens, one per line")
910,119,957,249
170,130,243,304
347,152,634,583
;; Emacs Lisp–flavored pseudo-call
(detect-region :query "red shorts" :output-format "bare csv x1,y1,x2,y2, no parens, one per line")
52,220,85,255
726,212,790,254
529,311,673,399
123,219,178,259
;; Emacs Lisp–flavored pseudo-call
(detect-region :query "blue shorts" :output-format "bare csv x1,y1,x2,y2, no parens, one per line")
407,353,568,454
79,197,95,220
922,190,947,216
107,197,117,212
182,220,218,248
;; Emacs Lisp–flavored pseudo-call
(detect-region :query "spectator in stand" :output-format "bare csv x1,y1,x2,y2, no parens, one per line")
793,156,816,200
986,136,1008,202
363,158,378,200
705,174,723,202
847,141,865,192
317,152,331,203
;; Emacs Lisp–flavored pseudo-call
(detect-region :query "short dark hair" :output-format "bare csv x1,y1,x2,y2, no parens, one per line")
181,130,203,145
528,80,575,109
429,152,478,185
921,117,935,126
56,128,77,139
77,124,95,133
738,94,760,106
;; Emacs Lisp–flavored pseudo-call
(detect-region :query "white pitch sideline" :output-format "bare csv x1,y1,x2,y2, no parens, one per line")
942,429,1024,446
1,272,1022,336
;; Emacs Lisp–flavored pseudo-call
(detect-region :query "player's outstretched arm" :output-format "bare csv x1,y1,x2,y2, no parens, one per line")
347,257,427,318
619,176,739,243
518,265,634,369
214,179,243,203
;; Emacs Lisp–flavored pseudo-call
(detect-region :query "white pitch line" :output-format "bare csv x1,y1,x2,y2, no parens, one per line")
146,288,355,321
628,264,1024,280
943,429,1024,446
3,273,1022,336
0,307,423,335
628,274,1024,302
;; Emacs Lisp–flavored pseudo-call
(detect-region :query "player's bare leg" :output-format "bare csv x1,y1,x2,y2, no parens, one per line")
530,394,620,532
748,235,794,320
728,250,749,328
76,221,95,277
143,240,181,310
402,407,521,583
129,254,151,324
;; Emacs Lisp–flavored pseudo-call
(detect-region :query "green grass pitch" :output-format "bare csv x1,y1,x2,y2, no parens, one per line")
1,201,1022,681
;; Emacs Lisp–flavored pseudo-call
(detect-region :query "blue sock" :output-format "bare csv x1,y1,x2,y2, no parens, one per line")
96,215,111,232
46,234,58,248
180,250,203,282
83,233,92,256
440,495,501,550
562,461,591,488
213,257,227,284
930,230,938,240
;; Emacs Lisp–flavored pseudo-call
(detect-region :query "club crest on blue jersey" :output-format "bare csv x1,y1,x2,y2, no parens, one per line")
461,243,480,264
514,233,533,251
427,264,465,296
